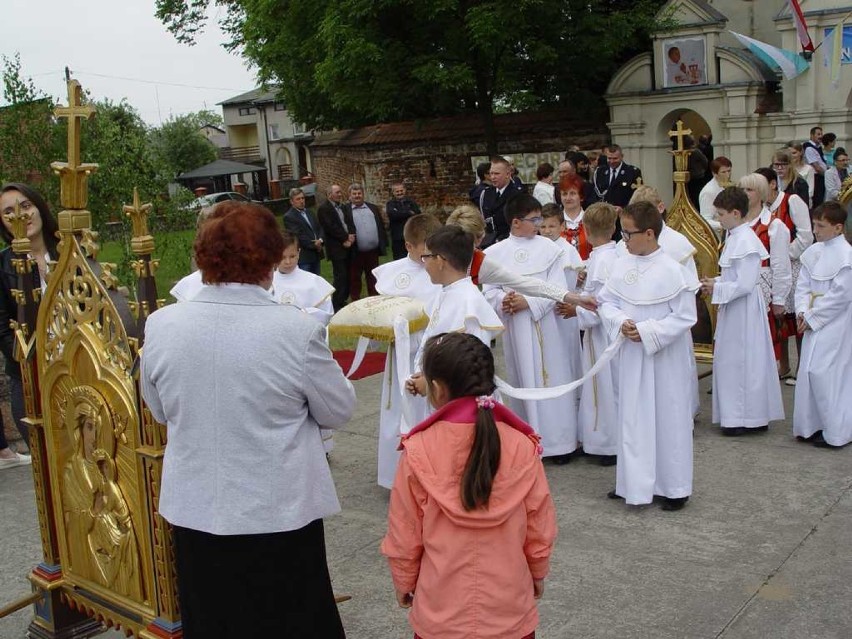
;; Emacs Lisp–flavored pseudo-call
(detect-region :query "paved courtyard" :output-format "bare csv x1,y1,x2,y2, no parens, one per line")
1,364,851,638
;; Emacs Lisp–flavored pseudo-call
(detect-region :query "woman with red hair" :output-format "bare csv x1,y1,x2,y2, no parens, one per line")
558,174,593,259
141,202,355,638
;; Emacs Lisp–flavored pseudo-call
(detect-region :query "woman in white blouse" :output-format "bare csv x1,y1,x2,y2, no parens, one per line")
142,202,355,638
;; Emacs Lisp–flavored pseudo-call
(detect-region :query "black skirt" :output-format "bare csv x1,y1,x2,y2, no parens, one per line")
172,519,345,638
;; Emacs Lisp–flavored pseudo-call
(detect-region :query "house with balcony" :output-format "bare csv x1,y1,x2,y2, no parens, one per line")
218,88,314,198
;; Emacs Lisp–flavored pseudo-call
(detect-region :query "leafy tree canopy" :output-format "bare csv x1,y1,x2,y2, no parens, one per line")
149,110,220,181
155,0,667,152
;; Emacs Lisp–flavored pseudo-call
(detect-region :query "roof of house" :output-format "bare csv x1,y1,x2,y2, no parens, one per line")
178,159,267,180
311,109,606,148
218,87,282,106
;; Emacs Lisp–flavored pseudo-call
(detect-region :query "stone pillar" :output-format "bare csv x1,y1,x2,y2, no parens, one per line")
233,182,247,196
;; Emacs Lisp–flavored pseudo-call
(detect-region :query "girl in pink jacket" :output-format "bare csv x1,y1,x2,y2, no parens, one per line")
381,332,558,639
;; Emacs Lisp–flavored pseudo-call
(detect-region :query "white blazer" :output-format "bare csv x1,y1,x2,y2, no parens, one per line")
141,283,356,535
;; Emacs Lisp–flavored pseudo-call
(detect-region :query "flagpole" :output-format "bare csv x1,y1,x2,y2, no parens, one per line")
812,9,852,53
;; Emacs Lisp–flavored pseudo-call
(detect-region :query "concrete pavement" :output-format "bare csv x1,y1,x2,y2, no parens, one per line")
2,366,851,638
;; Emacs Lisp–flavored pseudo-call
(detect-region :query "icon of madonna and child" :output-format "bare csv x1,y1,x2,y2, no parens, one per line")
60,385,143,600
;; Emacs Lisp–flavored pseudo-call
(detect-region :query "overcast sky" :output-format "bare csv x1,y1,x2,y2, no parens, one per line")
3,0,255,125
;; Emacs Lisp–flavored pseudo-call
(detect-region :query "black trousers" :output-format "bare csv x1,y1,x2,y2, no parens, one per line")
173,519,345,638
330,257,351,311
391,238,407,260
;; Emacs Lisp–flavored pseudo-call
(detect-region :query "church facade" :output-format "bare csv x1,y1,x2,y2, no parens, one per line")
606,0,852,201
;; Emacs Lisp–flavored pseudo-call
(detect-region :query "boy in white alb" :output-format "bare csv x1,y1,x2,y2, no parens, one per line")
372,215,442,488
700,187,784,436
616,185,700,415
599,202,698,510
483,194,580,463
540,203,584,402
793,202,852,448
573,203,621,466
406,225,503,397
273,231,338,453
272,232,335,325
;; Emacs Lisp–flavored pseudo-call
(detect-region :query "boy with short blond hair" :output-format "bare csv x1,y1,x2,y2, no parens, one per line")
575,202,620,465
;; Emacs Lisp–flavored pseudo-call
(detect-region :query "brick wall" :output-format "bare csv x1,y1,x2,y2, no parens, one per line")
310,111,608,213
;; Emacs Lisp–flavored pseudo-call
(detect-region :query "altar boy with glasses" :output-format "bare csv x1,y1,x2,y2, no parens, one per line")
598,201,699,510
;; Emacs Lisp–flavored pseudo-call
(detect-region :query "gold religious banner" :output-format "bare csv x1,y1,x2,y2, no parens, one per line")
666,120,721,363
16,78,182,639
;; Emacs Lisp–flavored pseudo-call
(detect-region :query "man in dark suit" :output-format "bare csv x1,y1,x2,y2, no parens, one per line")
385,182,422,259
592,144,642,209
479,156,524,245
317,183,355,310
344,183,387,300
283,187,324,275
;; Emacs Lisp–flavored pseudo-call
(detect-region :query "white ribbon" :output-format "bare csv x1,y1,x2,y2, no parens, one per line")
392,315,418,432
345,336,371,378
495,334,625,400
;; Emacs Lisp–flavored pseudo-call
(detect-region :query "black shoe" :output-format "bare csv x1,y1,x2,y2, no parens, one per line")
661,496,689,511
598,455,617,467
607,489,622,500
722,427,747,437
796,430,822,443
548,454,573,465
812,432,841,448
750,425,769,433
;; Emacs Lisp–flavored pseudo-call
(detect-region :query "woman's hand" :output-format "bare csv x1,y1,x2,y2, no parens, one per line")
533,578,545,599
395,589,414,608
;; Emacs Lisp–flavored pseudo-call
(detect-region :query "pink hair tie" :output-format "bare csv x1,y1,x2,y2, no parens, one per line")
475,395,496,410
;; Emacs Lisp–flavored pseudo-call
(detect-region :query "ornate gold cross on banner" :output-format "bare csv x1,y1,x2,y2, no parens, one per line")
668,120,692,154
54,81,95,169
51,79,98,218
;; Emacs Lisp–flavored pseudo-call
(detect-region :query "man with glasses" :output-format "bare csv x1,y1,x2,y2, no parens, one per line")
483,194,581,465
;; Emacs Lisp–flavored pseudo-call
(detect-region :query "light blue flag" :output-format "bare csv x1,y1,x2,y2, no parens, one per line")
731,31,810,80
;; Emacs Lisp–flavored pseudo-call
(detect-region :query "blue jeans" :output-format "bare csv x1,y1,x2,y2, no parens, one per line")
0,375,28,449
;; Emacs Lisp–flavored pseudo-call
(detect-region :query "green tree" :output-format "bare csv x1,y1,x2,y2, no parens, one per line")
149,110,221,181
0,53,63,203
155,0,666,153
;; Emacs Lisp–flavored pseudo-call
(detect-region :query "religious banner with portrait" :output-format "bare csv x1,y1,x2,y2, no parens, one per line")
10,80,182,639
662,37,708,88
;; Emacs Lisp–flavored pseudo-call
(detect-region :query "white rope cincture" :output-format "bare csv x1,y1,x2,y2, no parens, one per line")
495,334,624,400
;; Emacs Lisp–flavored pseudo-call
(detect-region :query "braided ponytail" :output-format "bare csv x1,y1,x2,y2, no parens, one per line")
421,333,500,510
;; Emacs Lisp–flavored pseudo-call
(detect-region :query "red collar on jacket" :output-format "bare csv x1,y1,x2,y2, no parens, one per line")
470,249,487,285
401,396,540,449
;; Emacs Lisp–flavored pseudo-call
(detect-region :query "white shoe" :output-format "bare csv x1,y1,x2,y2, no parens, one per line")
0,452,32,469
785,377,797,387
